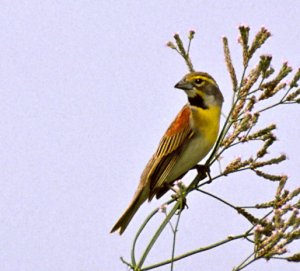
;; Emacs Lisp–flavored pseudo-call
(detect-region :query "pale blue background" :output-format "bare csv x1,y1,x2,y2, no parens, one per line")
0,1,299,271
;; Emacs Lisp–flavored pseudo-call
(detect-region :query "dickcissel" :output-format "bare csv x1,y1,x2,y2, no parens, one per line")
111,71,224,234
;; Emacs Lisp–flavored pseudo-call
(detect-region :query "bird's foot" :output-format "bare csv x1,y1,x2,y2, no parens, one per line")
192,164,212,185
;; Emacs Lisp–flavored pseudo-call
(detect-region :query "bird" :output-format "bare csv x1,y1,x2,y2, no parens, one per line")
111,71,224,234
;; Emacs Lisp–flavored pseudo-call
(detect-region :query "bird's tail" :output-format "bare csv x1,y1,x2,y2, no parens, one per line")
110,188,147,234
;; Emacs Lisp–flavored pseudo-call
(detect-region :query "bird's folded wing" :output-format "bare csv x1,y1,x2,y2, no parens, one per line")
145,104,194,199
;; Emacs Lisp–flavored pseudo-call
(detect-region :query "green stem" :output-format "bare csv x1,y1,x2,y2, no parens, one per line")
136,202,180,269
120,257,134,269
170,211,182,271
280,86,292,102
131,207,160,265
187,37,192,56
142,233,249,270
258,101,281,113
233,253,257,271
196,188,237,210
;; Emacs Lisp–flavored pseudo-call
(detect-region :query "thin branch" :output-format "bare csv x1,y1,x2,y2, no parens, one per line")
233,252,257,271
170,211,182,271
196,188,237,210
136,202,180,268
142,233,250,271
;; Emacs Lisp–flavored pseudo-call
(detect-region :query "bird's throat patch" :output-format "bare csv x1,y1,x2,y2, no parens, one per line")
188,95,208,109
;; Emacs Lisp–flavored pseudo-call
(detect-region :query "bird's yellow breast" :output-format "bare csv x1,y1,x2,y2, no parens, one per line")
191,105,221,147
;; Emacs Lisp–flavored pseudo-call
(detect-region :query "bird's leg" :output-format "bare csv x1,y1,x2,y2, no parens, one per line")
192,164,212,184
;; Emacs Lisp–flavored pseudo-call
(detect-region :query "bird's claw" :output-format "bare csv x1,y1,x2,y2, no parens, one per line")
171,193,188,211
192,164,212,184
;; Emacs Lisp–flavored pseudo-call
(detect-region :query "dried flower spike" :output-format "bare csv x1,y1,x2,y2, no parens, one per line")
223,36,238,92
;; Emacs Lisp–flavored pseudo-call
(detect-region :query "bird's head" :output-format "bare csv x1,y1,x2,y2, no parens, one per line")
174,72,224,109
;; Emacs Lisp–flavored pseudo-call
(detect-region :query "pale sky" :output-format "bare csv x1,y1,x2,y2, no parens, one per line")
0,1,299,271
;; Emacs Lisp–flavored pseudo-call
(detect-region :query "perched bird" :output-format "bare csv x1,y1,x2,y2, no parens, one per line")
111,71,224,234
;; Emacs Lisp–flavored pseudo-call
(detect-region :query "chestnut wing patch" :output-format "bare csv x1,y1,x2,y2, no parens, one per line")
147,105,193,199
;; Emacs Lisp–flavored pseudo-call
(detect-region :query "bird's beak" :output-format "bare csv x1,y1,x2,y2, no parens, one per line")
174,79,193,91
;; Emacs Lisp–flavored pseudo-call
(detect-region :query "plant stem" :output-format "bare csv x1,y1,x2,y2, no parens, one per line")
233,253,257,271
136,202,180,269
170,211,182,271
196,188,237,210
142,233,249,270
131,207,160,265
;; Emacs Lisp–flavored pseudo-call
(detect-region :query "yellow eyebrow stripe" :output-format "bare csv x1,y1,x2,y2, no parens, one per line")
194,75,217,87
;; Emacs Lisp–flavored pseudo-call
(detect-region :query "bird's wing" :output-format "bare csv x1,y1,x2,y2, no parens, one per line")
142,104,194,200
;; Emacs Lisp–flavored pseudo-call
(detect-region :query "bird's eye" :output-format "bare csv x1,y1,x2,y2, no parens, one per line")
194,78,203,84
